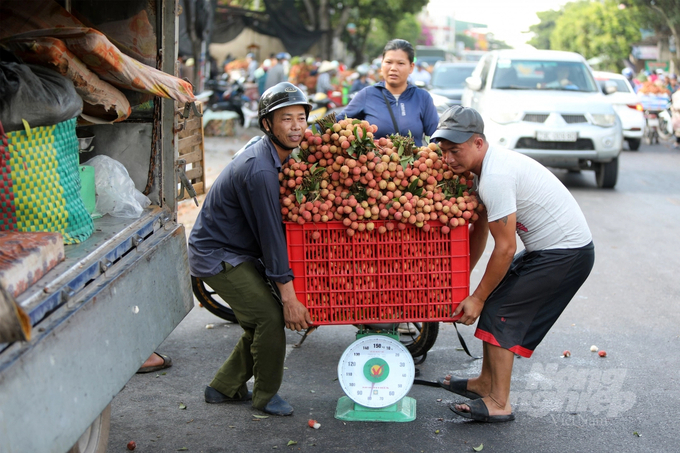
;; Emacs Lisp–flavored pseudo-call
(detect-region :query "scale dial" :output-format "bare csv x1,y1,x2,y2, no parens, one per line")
337,336,415,408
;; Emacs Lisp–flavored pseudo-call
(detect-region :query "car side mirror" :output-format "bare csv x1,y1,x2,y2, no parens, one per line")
603,80,617,95
466,76,482,91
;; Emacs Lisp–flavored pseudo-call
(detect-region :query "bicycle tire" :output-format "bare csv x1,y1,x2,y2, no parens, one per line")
399,322,439,359
191,276,239,323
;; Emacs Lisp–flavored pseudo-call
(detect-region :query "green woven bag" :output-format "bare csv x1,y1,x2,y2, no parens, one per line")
0,117,94,244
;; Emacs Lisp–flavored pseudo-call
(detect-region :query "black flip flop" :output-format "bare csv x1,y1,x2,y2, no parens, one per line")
437,377,483,400
450,399,515,423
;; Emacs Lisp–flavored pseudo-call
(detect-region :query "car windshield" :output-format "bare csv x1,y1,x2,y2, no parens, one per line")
491,59,598,92
431,66,475,89
596,78,631,93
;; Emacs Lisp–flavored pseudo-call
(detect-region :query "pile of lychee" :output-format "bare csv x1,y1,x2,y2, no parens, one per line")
279,117,483,237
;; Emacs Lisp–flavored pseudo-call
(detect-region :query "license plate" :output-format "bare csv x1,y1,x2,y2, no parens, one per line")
536,131,578,142
647,118,659,127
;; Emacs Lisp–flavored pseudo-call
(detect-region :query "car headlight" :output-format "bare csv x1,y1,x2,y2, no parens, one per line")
430,93,453,114
590,113,617,127
490,110,523,125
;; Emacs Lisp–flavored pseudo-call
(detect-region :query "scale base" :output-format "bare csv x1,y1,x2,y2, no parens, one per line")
334,396,416,422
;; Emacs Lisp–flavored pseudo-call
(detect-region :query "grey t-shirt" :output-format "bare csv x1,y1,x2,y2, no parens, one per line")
478,145,592,252
264,63,286,91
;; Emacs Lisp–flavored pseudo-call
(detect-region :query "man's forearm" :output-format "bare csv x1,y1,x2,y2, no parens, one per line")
276,280,298,305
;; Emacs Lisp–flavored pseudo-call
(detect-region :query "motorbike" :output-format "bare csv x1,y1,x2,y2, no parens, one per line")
206,77,253,127
640,94,673,145
307,92,344,125
657,102,675,142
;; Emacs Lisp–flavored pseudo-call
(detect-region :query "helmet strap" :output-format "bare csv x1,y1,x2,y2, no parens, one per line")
264,117,298,151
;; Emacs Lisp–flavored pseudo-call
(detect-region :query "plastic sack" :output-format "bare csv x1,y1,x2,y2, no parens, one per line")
0,62,83,133
82,155,150,218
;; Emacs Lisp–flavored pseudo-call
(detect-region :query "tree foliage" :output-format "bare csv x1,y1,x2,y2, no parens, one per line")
547,0,642,71
216,0,428,64
625,0,680,70
363,14,421,63
527,9,562,50
294,0,428,63
455,33,475,50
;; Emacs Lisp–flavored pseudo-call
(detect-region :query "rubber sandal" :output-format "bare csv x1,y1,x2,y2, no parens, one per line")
437,376,482,400
204,386,252,403
136,352,172,374
260,394,294,416
450,398,515,423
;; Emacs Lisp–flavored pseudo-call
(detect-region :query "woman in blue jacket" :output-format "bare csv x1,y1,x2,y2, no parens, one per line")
339,39,439,146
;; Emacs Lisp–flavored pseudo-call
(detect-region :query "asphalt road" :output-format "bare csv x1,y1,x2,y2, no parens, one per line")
107,136,680,453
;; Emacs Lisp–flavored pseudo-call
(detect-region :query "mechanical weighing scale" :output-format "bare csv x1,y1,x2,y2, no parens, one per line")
335,328,416,422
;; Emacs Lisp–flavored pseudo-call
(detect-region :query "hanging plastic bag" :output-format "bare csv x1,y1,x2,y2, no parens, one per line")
0,62,83,133
82,155,150,218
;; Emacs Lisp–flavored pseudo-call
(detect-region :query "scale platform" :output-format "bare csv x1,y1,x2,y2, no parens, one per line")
335,396,416,422
335,330,416,422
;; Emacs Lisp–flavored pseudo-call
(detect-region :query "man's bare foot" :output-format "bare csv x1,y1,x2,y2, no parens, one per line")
136,352,172,374
454,394,512,417
441,374,489,397
142,352,165,368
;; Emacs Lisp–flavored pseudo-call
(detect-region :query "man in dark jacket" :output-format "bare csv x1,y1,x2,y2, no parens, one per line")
188,83,313,416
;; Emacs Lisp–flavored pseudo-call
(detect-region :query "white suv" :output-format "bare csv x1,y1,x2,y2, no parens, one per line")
461,50,622,188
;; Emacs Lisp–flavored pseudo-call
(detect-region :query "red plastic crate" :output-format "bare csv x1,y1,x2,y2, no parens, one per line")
286,221,469,325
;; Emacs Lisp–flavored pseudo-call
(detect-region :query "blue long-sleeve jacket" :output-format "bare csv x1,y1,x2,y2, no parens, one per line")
338,81,439,146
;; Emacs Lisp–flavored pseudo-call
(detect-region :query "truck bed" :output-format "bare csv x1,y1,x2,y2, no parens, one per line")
0,207,193,452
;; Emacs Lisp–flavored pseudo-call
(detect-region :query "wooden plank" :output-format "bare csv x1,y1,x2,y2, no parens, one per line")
186,167,203,180
176,102,205,197
180,149,203,165
178,134,202,150
178,118,202,138
179,145,201,158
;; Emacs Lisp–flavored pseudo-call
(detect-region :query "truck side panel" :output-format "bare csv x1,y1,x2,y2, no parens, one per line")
0,216,191,452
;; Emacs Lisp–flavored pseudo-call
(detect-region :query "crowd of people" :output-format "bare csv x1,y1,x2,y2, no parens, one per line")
623,67,680,95
622,67,680,147
217,47,438,103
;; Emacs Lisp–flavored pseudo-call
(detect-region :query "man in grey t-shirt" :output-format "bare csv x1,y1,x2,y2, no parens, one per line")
264,55,285,91
431,106,595,423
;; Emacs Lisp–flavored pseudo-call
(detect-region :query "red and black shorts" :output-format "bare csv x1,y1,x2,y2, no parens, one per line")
475,242,594,358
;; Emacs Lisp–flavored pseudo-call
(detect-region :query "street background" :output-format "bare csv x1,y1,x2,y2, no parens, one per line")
106,127,680,453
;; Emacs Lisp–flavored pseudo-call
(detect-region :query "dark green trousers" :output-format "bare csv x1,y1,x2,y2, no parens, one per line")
202,261,285,409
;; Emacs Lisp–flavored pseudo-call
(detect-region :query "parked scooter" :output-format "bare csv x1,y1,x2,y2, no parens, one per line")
657,102,674,141
307,92,342,125
206,77,248,126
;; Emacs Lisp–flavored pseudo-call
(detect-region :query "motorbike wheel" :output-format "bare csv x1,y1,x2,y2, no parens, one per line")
191,276,238,323
643,126,657,145
399,322,439,361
